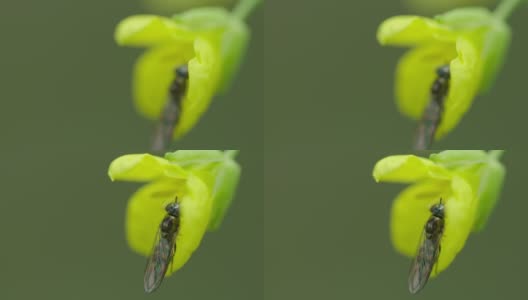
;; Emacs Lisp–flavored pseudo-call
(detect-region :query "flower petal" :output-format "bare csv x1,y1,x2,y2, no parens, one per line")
436,175,476,274
165,150,241,230
436,36,482,138
172,7,232,31
391,175,475,276
391,179,447,257
373,155,451,183
217,18,249,92
377,16,456,47
133,43,195,120
133,37,221,139
478,20,511,93
126,181,181,259
108,154,186,182
164,150,225,166
175,37,222,137
126,174,212,275
434,7,492,30
172,7,250,91
472,158,505,231
206,156,241,230
395,43,457,119
115,15,195,47
429,150,487,168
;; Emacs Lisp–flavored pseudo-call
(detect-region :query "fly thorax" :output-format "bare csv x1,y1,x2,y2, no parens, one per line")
425,216,443,237
431,80,443,94
161,216,176,233
170,79,188,100
169,65,189,103
431,78,449,97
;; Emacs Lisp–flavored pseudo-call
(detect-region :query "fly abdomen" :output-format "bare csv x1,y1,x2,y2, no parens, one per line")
414,65,450,150
151,65,189,154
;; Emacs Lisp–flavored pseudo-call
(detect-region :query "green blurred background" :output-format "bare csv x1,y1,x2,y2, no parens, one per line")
265,0,527,299
0,0,262,299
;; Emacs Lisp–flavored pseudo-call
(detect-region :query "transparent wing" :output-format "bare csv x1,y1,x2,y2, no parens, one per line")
408,231,442,294
151,98,181,154
144,230,177,293
414,97,442,150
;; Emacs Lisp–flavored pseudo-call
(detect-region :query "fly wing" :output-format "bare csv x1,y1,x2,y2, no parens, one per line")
408,232,442,294
414,98,442,150
151,98,181,154
144,232,177,293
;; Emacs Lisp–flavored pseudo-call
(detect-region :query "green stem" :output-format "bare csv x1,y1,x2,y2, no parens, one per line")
494,0,524,20
488,150,504,160
225,150,239,159
232,0,261,20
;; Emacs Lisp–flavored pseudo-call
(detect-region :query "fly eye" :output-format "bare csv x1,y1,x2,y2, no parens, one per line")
436,65,450,79
165,202,180,216
430,204,439,214
176,65,189,79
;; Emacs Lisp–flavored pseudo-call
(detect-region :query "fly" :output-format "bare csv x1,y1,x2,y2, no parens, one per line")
414,65,450,150
151,65,189,154
144,200,181,293
408,199,445,294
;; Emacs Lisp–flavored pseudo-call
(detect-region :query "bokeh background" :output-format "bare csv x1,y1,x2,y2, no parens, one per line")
0,0,262,299
265,0,527,299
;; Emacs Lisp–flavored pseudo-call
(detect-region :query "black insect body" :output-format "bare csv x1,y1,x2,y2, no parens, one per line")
408,200,445,294
414,65,451,150
144,201,181,293
151,65,189,154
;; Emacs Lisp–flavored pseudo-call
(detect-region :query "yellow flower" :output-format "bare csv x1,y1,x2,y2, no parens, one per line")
108,153,212,275
163,150,242,230
373,150,505,277
377,9,510,139
115,9,249,139
108,150,241,276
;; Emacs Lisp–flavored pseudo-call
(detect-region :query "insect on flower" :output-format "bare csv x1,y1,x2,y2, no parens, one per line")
408,199,445,294
414,65,450,150
151,65,189,154
144,200,181,293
